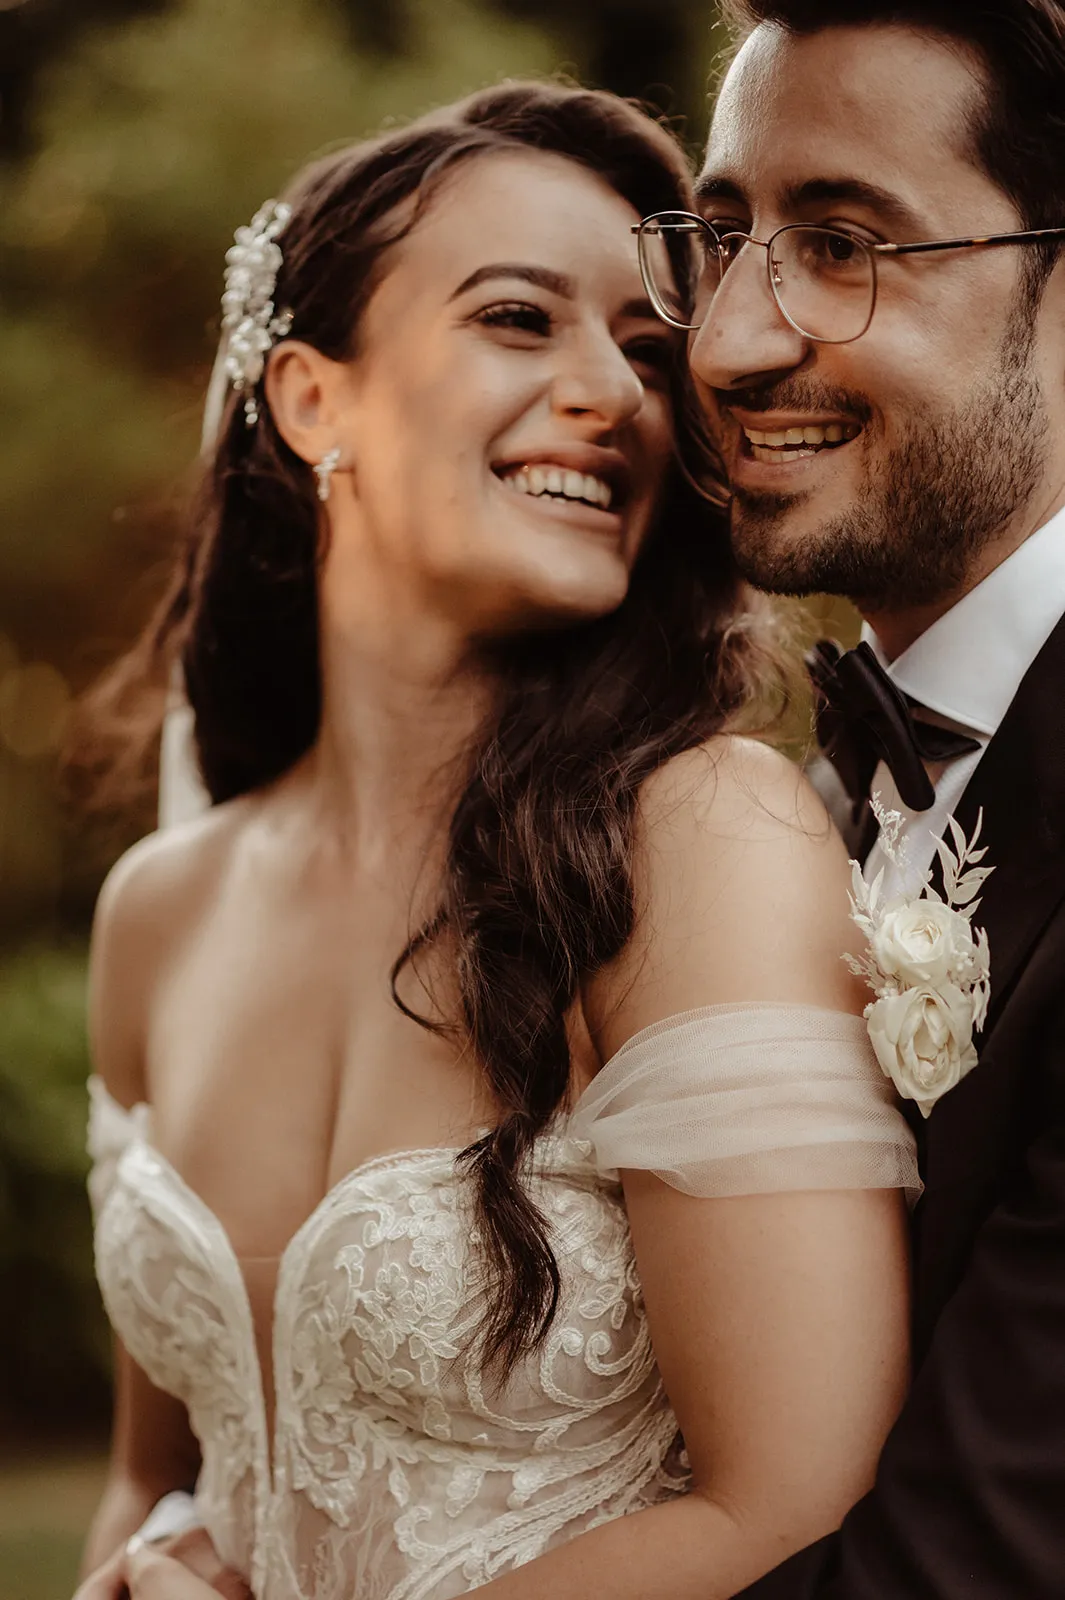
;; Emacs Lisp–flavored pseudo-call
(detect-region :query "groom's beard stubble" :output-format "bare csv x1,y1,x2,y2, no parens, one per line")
727,331,1048,610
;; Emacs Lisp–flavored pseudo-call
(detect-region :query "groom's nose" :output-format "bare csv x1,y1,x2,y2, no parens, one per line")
688,243,809,393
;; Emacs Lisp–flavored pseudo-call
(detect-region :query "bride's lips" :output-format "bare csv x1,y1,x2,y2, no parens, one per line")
491,443,632,534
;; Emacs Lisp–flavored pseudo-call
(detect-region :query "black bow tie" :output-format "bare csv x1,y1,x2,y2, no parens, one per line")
807,639,981,814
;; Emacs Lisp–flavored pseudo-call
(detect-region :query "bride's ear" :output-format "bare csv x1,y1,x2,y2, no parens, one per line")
264,341,352,467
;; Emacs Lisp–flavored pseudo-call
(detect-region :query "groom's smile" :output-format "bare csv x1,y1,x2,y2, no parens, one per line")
688,18,1065,624
725,407,862,482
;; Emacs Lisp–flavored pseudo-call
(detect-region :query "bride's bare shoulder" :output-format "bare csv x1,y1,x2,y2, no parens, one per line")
88,800,251,1104
638,733,833,848
95,798,250,937
584,736,864,1051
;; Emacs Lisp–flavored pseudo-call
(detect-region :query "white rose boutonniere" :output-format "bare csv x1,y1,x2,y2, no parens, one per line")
848,803,993,1118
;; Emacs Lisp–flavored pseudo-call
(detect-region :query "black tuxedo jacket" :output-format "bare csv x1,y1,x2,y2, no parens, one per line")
734,612,1065,1598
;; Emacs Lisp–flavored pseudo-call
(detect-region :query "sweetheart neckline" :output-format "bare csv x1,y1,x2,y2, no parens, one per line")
126,1133,483,1263
105,1101,596,1274
103,1113,604,1489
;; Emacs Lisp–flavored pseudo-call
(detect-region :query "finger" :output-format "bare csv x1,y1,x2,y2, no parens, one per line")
157,1528,226,1583
153,1529,251,1600
71,1546,128,1600
125,1546,218,1599
212,1575,254,1600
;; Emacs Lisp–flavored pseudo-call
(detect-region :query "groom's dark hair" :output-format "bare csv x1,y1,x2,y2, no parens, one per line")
722,0,1065,293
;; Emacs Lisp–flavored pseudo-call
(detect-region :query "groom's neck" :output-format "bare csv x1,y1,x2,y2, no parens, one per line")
861,482,1065,662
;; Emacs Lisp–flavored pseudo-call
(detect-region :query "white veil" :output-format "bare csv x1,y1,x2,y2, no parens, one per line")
156,339,229,829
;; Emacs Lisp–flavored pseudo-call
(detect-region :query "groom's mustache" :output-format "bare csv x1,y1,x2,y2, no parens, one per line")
713,379,874,428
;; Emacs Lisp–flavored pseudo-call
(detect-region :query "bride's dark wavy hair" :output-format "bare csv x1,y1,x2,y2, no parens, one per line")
80,81,789,1377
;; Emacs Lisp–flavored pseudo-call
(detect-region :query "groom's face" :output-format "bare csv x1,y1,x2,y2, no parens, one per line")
690,22,1065,612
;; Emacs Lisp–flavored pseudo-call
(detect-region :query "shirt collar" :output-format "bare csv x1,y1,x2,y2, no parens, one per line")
862,504,1065,738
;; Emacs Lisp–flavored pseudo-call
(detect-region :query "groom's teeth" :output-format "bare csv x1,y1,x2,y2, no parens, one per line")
742,419,861,454
751,444,817,463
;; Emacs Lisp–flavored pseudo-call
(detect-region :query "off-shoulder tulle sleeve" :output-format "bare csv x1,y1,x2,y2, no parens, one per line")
570,1003,921,1204
86,1074,149,1219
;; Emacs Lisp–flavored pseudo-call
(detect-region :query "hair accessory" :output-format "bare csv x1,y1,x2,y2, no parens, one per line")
314,446,342,503
221,199,294,426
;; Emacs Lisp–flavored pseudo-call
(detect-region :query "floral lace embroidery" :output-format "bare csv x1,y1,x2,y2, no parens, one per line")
91,1099,687,1600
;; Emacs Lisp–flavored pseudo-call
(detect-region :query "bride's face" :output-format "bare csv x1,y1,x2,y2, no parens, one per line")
327,149,678,634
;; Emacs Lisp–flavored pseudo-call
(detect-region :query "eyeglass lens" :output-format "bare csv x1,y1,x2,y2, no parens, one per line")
638,214,876,343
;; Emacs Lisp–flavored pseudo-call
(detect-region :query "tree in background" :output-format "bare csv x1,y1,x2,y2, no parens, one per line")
1,0,728,157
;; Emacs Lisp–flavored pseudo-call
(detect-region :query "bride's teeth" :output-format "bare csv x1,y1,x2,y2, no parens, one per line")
501,464,613,507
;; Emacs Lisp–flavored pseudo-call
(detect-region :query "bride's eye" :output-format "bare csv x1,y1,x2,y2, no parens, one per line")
624,336,674,385
474,301,553,336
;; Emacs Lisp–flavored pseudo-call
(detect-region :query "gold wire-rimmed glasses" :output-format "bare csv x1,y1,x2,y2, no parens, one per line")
632,211,1065,344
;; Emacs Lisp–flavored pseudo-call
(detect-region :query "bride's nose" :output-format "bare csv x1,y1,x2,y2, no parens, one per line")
550,328,644,428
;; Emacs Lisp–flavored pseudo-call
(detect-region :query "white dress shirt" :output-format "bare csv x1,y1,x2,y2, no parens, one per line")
863,504,1065,900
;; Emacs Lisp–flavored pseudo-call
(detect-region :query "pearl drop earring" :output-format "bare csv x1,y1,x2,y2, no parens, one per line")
314,446,342,503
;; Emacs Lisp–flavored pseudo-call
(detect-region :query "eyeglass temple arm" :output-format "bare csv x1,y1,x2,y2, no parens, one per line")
878,226,1065,256
631,221,708,235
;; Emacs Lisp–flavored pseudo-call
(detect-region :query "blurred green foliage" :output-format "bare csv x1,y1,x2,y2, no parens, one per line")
0,942,110,1434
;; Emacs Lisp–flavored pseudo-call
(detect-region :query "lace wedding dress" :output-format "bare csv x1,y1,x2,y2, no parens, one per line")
88,1003,919,1600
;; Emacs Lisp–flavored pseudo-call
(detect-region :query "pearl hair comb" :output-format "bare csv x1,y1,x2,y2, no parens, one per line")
219,198,294,426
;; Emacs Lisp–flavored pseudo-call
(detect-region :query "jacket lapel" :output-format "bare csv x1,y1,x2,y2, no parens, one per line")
932,609,1065,1037
915,610,1065,1201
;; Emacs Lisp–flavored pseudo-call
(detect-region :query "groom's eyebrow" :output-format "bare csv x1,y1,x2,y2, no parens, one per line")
694,173,926,236
782,177,927,235
693,175,747,209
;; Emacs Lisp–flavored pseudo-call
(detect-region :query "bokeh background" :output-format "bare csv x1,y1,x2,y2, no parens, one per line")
0,1,850,1592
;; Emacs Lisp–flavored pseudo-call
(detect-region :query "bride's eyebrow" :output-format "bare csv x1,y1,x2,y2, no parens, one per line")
449,263,574,300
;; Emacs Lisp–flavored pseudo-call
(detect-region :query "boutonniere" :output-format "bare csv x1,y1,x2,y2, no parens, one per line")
847,802,994,1118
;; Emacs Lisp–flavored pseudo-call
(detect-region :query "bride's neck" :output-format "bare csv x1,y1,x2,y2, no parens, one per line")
307,597,494,861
